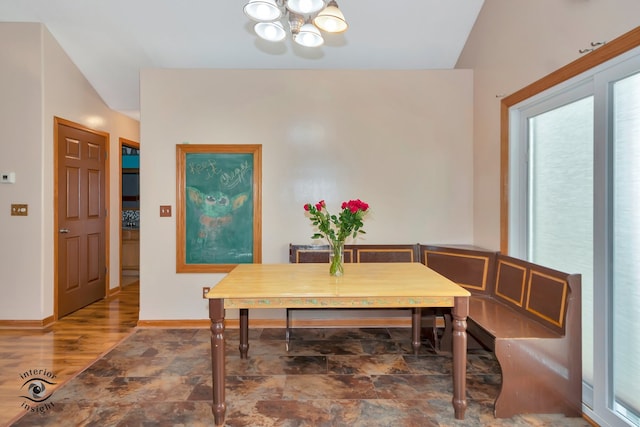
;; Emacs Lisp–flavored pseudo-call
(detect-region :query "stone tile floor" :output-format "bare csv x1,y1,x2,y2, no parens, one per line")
12,327,590,426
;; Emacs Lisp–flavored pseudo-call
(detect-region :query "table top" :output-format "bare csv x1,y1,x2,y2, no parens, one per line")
206,263,470,309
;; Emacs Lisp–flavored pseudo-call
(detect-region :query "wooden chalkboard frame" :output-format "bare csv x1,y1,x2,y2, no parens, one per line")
176,144,262,273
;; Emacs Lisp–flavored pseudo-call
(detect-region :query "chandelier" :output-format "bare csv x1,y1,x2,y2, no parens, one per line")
243,0,348,48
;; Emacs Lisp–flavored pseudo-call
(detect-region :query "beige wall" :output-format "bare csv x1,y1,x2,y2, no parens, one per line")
5,2,635,322
457,0,640,250
0,23,139,320
139,69,474,321
0,24,43,320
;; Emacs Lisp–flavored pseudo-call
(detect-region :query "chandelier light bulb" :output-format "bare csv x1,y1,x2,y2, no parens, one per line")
254,21,286,42
243,0,282,22
286,0,325,15
295,22,324,47
313,0,348,33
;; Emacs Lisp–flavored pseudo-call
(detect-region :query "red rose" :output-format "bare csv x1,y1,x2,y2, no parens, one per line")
350,199,368,211
304,204,310,211
344,200,363,213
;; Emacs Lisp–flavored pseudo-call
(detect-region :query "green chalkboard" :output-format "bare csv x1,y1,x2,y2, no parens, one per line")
176,144,262,273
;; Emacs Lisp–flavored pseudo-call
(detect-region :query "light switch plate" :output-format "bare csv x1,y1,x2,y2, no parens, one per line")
1,172,16,183
160,205,172,217
11,204,28,216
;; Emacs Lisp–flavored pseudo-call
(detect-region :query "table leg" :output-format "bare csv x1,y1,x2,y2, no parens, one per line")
451,296,469,420
411,307,422,354
285,308,291,352
239,308,249,359
209,299,226,426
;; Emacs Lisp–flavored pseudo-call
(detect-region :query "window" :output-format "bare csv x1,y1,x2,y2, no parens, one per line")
503,31,640,427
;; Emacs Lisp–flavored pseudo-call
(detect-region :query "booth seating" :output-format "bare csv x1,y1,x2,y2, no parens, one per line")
289,243,582,419
421,245,582,418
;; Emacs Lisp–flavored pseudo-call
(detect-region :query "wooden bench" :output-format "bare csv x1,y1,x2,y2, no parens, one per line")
421,245,582,418
287,244,420,349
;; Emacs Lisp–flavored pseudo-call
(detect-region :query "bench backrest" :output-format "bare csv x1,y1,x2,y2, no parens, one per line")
420,245,498,295
421,245,579,336
493,254,577,335
289,244,354,263
353,244,420,263
289,244,419,264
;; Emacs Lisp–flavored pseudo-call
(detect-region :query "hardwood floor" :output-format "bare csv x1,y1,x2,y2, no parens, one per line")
0,281,139,426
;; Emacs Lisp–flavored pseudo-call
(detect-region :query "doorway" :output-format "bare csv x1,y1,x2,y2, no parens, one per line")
55,117,108,318
120,138,140,287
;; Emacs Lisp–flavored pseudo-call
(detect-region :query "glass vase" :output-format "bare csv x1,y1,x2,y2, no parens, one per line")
328,240,345,276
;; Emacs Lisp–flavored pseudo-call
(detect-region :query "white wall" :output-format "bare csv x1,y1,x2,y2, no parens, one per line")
0,23,139,321
457,0,640,250
139,69,474,321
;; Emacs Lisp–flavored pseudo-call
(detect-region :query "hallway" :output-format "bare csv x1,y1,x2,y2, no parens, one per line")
0,282,139,426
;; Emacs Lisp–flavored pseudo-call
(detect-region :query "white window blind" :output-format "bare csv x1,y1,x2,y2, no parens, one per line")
612,71,640,424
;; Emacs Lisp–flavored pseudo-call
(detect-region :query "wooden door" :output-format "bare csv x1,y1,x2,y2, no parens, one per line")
56,120,107,318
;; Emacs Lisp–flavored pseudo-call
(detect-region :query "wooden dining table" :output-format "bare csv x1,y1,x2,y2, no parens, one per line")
206,262,470,426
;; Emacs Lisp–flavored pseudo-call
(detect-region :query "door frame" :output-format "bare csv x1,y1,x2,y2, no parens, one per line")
53,116,110,320
119,137,140,285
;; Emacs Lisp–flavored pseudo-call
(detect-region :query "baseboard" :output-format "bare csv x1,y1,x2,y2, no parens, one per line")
135,317,440,329
137,319,211,328
0,315,55,329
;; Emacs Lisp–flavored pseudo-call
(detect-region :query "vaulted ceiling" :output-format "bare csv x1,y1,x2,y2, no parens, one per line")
0,0,484,118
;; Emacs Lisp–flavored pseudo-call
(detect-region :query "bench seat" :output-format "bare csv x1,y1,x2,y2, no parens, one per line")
424,246,582,419
468,296,560,342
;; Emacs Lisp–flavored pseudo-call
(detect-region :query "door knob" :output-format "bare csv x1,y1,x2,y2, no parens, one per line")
59,228,70,233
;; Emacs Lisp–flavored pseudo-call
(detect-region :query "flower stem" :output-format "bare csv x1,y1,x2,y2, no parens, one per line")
329,240,344,276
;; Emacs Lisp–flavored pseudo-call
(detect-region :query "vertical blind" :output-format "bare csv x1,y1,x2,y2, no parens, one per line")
528,96,594,386
612,71,640,423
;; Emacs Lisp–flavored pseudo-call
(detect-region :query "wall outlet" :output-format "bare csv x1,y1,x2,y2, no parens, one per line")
202,287,210,299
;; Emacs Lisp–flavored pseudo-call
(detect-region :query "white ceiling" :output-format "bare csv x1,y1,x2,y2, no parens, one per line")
0,0,484,119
